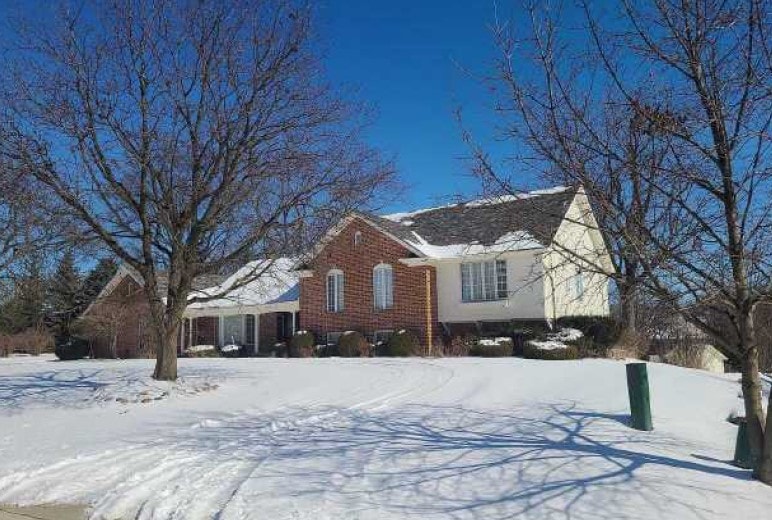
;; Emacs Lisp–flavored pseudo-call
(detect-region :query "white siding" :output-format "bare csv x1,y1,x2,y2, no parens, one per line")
542,192,611,320
435,249,547,322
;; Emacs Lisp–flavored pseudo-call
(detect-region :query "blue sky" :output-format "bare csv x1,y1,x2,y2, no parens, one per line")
316,1,523,213
3,0,527,214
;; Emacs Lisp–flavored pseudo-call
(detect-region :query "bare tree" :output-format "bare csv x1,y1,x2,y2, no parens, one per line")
0,166,52,280
0,0,395,381
467,0,772,482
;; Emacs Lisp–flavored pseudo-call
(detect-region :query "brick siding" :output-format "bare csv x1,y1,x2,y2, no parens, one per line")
299,217,439,346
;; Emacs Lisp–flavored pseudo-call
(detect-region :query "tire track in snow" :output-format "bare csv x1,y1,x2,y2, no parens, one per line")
0,360,456,519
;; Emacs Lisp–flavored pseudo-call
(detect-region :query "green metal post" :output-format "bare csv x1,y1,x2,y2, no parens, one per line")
626,362,653,431
733,419,755,469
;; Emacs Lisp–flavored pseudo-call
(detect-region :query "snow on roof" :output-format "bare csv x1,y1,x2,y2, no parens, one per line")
463,186,572,207
403,230,543,259
374,186,573,259
381,186,571,222
187,257,298,309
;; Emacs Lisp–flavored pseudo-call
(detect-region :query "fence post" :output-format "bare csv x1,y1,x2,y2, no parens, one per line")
626,362,653,431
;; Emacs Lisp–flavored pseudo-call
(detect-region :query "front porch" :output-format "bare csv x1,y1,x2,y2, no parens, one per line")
178,301,299,356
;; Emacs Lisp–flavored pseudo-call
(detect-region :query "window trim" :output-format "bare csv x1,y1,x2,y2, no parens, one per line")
461,259,508,303
373,263,394,310
326,269,345,313
573,269,585,299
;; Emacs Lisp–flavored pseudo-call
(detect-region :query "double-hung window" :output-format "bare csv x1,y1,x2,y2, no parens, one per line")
461,259,507,302
326,269,344,312
373,264,394,310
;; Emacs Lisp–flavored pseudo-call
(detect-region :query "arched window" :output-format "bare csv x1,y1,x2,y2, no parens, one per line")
354,230,363,246
326,269,344,312
373,263,394,310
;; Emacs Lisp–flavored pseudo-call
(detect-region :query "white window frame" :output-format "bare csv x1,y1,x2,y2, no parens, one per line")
219,314,246,346
573,270,585,300
373,263,394,310
326,269,345,312
461,259,508,302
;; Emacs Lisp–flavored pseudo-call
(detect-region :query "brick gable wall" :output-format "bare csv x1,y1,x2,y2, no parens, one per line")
299,217,439,347
82,275,154,358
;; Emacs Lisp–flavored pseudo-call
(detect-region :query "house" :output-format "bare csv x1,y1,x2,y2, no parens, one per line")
296,185,612,348
80,259,299,357
82,185,612,356
648,314,729,373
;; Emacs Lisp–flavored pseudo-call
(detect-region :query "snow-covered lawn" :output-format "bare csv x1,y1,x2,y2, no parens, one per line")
0,355,770,519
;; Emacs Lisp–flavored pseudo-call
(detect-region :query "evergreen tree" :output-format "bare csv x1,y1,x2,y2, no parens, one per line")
79,257,118,312
48,251,81,338
0,258,46,334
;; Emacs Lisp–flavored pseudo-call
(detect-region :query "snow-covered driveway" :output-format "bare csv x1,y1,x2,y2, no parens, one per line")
0,355,769,519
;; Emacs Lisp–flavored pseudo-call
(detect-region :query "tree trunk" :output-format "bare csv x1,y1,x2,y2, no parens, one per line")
738,346,766,481
152,320,179,381
619,283,637,334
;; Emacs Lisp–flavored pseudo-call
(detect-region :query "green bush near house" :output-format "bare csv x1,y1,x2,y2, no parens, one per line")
469,338,514,357
336,331,370,357
507,320,551,356
54,336,91,360
556,316,620,346
289,331,315,358
383,329,421,357
523,342,579,360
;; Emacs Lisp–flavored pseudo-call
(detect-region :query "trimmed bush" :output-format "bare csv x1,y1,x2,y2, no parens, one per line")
289,331,315,358
508,320,551,356
470,338,514,357
383,329,421,357
186,345,220,358
55,336,91,360
556,316,621,347
443,335,475,357
336,331,370,357
523,342,579,360
220,344,242,358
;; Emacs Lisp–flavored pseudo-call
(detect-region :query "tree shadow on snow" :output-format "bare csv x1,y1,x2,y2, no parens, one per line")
0,370,110,410
163,403,754,520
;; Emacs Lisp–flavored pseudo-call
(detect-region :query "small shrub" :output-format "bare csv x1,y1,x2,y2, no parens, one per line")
262,342,288,358
443,335,474,357
470,337,514,357
557,316,621,347
290,331,316,358
523,342,579,360
383,329,421,357
336,331,369,357
185,345,220,358
55,336,91,360
220,344,242,358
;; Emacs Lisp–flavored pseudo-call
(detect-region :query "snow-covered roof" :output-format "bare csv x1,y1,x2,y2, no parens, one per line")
187,258,299,310
370,186,576,260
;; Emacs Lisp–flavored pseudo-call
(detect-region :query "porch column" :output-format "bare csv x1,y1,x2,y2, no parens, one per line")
291,312,296,335
188,318,193,349
218,315,224,347
254,313,260,354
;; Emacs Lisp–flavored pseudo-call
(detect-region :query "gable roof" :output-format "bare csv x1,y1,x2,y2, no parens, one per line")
372,186,577,259
82,266,230,317
296,186,578,266
186,258,299,310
